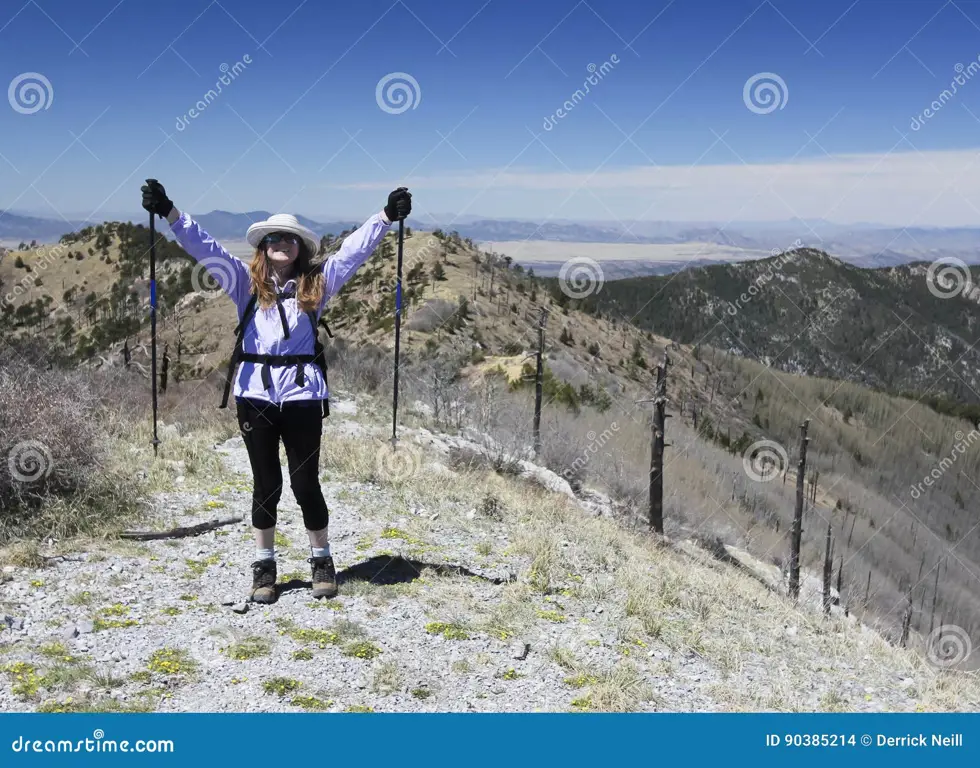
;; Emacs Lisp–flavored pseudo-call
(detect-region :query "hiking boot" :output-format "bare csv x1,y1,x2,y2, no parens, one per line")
249,558,277,603
309,556,338,598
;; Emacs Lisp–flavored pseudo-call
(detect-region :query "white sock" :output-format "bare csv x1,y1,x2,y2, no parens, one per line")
311,544,331,559
256,547,275,562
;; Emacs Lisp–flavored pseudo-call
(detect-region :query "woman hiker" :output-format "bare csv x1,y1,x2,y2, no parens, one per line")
140,179,412,603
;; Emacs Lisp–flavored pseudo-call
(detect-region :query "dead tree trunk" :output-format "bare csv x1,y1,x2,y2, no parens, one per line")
532,307,548,459
900,586,913,647
788,419,810,600
835,554,844,606
822,519,833,615
648,349,671,535
929,558,942,635
160,343,170,393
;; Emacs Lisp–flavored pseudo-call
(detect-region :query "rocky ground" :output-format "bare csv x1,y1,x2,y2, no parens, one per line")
1,396,978,713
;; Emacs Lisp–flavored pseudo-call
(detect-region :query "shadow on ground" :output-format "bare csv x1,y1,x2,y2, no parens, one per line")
277,554,512,597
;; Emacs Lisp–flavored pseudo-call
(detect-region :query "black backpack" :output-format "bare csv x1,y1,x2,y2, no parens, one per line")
220,290,333,418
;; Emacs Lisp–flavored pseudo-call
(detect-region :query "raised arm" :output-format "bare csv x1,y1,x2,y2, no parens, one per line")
322,211,392,302
321,187,413,305
141,179,251,313
168,207,251,311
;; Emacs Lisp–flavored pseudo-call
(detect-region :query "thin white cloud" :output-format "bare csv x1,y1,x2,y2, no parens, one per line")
322,148,980,226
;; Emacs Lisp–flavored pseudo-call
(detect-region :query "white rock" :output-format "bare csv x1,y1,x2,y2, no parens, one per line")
517,460,576,500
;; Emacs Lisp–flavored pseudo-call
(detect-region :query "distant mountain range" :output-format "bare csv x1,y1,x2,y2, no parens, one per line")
573,247,980,405
5,209,980,273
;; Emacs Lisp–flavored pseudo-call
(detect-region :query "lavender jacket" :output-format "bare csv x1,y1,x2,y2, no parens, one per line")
169,210,392,407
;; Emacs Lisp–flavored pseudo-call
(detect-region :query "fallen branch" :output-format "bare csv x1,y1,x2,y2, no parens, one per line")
119,516,243,541
42,554,86,564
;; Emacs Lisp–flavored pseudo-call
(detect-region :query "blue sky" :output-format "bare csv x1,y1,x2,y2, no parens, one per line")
4,0,980,227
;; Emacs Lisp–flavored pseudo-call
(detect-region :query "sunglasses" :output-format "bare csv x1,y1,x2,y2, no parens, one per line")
262,232,301,246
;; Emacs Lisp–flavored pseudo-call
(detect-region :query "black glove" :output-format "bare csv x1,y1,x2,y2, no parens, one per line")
141,179,174,218
384,187,412,221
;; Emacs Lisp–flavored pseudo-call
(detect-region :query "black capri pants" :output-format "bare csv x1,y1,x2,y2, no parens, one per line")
236,397,329,531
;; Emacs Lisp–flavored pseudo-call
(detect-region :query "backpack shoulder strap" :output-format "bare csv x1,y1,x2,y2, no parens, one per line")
234,294,259,336
221,294,259,409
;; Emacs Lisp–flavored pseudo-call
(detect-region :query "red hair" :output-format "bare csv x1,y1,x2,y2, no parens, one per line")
247,241,324,313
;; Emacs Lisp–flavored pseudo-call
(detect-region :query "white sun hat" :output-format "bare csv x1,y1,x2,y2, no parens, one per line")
245,213,319,258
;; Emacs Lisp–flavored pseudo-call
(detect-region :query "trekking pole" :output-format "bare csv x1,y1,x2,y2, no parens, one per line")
147,179,161,457
391,217,405,449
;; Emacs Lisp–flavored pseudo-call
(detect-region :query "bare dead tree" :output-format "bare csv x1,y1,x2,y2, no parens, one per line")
639,349,671,535
929,556,943,635
822,519,834,615
160,343,170,393
788,419,810,600
532,306,548,459
900,586,914,648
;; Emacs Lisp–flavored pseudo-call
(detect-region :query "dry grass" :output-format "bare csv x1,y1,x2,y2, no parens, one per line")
387,444,980,709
